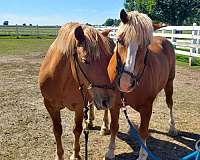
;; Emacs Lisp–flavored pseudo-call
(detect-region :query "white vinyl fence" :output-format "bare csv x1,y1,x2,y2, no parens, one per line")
154,24,200,58
96,24,200,58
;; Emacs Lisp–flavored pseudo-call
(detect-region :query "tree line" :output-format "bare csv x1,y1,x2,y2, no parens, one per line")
103,0,200,26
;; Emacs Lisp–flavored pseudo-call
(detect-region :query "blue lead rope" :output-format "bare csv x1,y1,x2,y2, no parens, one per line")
123,107,200,160
120,92,200,160
123,107,160,160
181,139,200,160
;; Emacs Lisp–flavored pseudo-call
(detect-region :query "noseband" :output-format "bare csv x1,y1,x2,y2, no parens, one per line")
116,40,149,89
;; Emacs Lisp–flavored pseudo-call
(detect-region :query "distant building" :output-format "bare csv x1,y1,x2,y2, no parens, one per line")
3,21,9,25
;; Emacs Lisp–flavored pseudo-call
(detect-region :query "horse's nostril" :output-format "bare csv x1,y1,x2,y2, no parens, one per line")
130,78,137,89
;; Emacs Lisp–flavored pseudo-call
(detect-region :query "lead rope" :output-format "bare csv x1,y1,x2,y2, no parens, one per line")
120,92,160,160
73,53,89,160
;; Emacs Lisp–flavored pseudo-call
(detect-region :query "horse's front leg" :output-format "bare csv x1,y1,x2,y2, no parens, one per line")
105,105,120,159
100,109,110,135
137,104,152,160
44,99,64,160
88,102,95,129
70,108,83,160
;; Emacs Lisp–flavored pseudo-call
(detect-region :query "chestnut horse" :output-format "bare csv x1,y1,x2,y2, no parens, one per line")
107,10,177,160
38,23,118,160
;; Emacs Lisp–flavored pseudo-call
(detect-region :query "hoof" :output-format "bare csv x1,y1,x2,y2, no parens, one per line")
70,153,81,160
136,157,147,160
104,151,115,160
104,157,114,160
168,128,178,137
100,127,110,136
55,156,64,160
87,121,94,130
55,152,64,160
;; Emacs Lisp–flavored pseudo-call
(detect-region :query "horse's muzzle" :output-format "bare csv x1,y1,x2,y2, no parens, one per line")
118,72,138,93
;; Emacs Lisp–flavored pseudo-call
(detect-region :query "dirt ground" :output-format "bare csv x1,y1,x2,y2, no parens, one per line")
0,53,200,160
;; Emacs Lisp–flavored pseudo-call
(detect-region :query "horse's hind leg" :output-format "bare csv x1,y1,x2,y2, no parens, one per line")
100,110,110,135
137,103,152,160
164,79,178,136
70,108,83,160
44,99,64,160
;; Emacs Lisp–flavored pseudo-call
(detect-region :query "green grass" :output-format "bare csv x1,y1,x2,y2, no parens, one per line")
176,54,200,65
176,61,200,70
0,35,56,39
0,39,54,55
176,54,200,70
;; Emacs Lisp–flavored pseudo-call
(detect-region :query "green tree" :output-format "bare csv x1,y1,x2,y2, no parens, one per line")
103,18,114,26
114,19,121,26
124,0,200,25
124,0,156,14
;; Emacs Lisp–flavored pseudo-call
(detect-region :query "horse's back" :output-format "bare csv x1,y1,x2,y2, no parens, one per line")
150,36,175,80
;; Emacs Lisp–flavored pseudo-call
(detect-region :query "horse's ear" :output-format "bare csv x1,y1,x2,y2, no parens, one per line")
120,9,128,24
74,26,85,43
153,23,167,31
101,29,112,37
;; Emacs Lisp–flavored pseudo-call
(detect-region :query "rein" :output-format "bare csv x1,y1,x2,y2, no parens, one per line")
116,40,149,89
72,50,114,160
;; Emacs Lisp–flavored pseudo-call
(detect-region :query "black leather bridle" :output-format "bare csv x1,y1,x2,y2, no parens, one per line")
115,40,149,90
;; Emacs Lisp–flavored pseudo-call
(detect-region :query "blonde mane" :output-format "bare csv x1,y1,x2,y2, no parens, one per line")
50,22,114,60
117,11,153,46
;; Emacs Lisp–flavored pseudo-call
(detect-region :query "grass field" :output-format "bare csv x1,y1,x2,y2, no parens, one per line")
0,39,54,55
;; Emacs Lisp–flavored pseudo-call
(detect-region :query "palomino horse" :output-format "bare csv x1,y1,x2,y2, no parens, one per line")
38,23,118,160
107,10,177,160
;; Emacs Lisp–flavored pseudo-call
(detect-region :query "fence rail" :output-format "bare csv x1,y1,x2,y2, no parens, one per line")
1,24,200,59
154,24,200,58
0,25,60,37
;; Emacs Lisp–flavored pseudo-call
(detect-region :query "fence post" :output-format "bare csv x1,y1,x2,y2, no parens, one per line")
171,29,176,48
189,23,198,66
36,25,39,37
162,29,166,34
16,24,19,38
30,25,32,36
197,29,200,54
56,25,59,36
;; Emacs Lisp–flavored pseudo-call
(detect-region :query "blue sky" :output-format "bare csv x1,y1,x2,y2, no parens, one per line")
0,0,124,25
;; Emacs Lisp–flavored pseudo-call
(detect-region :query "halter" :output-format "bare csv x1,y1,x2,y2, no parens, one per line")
115,40,149,90
73,51,115,91
72,49,114,160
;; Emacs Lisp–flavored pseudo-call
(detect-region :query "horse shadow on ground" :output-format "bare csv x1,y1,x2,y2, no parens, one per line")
115,129,200,160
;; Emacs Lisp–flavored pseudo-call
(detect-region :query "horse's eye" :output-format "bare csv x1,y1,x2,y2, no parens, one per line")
118,39,124,46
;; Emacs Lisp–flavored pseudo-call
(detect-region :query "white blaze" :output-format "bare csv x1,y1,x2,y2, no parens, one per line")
124,42,138,73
